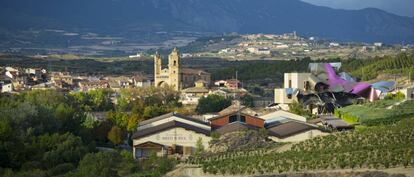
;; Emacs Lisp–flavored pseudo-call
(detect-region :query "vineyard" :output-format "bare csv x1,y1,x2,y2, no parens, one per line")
335,100,414,126
187,118,414,175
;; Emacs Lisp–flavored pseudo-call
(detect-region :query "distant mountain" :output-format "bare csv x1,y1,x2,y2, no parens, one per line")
1,0,414,43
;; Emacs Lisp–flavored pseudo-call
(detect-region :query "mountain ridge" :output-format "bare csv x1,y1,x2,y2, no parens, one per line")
1,0,414,43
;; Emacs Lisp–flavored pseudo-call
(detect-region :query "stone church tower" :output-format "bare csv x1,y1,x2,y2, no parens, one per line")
154,48,181,91
154,51,161,76
168,48,181,91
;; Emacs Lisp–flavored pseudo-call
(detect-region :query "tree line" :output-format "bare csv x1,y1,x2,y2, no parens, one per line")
0,87,180,177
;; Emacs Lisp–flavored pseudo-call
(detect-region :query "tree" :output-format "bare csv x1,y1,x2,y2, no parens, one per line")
196,94,232,114
241,94,254,107
142,106,168,119
289,101,313,120
107,126,125,145
77,152,122,177
126,114,141,132
209,132,221,146
195,138,205,156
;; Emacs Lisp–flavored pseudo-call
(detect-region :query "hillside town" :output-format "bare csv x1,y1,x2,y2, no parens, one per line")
2,48,413,161
181,33,414,61
2,0,414,176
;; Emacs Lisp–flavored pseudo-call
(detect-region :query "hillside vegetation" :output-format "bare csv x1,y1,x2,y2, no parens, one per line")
342,53,414,81
188,117,414,175
335,99,414,126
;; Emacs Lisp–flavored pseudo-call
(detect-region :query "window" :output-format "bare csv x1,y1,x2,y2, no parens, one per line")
288,80,292,88
174,60,177,66
229,115,246,123
240,116,246,123
229,115,237,123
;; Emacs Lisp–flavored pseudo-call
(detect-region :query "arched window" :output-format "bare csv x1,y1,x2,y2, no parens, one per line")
174,60,177,66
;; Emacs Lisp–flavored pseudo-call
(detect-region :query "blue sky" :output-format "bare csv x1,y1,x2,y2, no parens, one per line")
302,0,414,17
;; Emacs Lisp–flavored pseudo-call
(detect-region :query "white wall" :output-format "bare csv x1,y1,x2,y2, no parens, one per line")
133,127,211,150
284,73,310,89
1,83,13,93
274,88,294,104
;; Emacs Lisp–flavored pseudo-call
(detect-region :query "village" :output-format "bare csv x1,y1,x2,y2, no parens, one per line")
1,48,413,162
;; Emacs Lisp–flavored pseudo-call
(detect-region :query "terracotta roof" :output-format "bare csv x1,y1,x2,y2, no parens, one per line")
214,122,259,135
131,121,210,139
267,121,320,138
139,112,209,126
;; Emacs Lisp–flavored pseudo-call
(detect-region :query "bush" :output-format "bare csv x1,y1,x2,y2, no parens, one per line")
48,163,75,176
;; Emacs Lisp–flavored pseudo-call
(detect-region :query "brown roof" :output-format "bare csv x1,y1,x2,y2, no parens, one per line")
214,122,259,135
131,121,210,139
134,141,167,148
267,121,319,138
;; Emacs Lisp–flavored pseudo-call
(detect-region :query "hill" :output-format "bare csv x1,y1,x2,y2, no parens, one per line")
187,117,414,175
1,0,414,43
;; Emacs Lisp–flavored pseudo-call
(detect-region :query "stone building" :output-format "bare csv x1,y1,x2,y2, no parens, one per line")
154,48,211,91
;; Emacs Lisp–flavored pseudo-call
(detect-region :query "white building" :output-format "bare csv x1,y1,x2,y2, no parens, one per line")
1,81,13,93
374,42,383,47
132,113,211,159
129,53,142,58
284,73,311,90
329,43,340,47
274,73,312,110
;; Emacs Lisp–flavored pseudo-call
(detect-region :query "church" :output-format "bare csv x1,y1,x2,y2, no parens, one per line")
154,48,211,91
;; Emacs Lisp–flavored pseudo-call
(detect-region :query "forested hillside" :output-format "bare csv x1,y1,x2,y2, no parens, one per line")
342,53,414,81
211,58,340,86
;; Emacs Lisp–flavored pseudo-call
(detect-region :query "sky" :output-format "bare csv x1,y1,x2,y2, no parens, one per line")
302,0,414,17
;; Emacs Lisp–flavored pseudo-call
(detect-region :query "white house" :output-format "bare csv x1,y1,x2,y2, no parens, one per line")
132,113,211,159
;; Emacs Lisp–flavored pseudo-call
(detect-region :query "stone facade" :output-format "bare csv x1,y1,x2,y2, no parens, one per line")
154,48,211,91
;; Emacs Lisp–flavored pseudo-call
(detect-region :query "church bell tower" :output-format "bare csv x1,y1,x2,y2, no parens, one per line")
168,48,181,91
